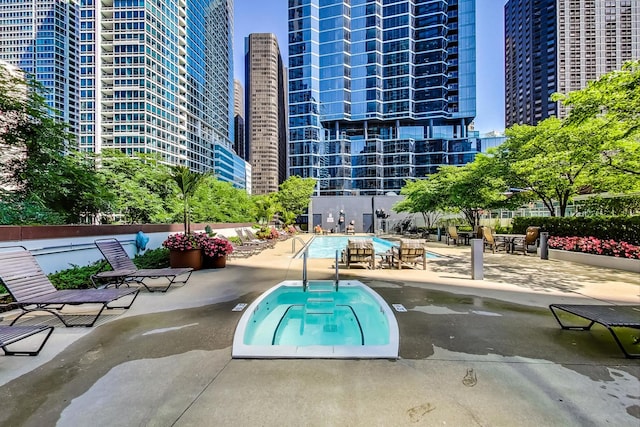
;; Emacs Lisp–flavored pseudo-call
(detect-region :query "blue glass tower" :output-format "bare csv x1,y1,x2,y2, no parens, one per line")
288,0,477,195
0,0,79,136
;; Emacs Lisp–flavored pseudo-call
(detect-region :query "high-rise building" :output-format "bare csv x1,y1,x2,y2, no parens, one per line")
0,0,79,136
505,0,640,127
234,79,244,117
233,79,247,159
288,0,477,196
75,0,247,189
245,33,288,195
84,0,188,162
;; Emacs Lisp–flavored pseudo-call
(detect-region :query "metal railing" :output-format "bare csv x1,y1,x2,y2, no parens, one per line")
302,250,308,291
291,236,306,254
334,250,340,291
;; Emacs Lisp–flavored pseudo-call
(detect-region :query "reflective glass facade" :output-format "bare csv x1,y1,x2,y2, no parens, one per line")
505,0,640,127
74,0,247,189
288,0,477,195
0,0,79,135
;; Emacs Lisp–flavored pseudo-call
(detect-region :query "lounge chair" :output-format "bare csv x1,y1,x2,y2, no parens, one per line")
446,226,459,245
511,226,540,255
343,239,375,269
235,229,269,249
390,239,427,270
0,248,139,327
244,228,276,248
549,304,640,359
1,325,54,356
481,227,508,253
92,239,193,292
217,235,260,258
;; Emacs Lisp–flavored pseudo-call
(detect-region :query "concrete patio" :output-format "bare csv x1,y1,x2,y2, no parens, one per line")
0,235,638,426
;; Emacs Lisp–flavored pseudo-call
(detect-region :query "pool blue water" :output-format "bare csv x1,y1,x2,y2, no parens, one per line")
303,235,440,259
243,282,390,347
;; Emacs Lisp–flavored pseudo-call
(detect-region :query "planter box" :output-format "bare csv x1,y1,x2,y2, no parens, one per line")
548,249,640,273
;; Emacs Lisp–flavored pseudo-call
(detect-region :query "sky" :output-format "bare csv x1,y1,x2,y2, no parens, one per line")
233,0,506,135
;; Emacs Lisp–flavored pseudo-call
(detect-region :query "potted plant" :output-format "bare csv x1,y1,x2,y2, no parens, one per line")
200,236,234,269
162,232,204,270
162,166,208,269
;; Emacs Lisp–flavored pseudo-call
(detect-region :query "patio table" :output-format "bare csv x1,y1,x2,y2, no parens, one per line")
493,234,526,253
457,231,476,245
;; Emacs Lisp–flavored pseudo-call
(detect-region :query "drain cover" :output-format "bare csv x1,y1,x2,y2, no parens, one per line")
232,303,247,312
392,304,407,312
324,324,338,332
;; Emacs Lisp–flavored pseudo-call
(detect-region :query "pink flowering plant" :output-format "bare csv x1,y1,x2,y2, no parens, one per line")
199,236,234,257
162,232,201,251
548,236,640,260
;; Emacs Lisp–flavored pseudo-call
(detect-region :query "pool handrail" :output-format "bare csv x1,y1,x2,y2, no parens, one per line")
302,250,308,291
291,236,306,254
335,250,339,291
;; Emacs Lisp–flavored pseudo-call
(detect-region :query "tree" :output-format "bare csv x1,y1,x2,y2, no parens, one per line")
191,177,256,223
393,156,516,229
1,67,113,223
498,118,619,216
98,151,175,224
253,193,281,226
276,176,316,216
169,166,209,234
393,178,445,228
437,155,517,227
556,60,640,180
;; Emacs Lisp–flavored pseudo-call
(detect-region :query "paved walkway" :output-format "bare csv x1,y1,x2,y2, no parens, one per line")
1,235,638,426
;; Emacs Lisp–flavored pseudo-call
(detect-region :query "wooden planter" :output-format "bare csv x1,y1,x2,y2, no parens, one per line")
169,249,203,270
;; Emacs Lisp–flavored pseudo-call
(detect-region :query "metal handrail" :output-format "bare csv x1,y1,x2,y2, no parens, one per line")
334,250,339,291
291,236,306,254
302,250,308,292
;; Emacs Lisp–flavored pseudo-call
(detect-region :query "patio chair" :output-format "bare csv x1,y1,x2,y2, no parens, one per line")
390,239,427,270
481,227,508,253
92,239,193,292
345,222,356,235
342,239,375,269
511,226,540,255
446,226,459,246
1,325,54,356
0,248,139,327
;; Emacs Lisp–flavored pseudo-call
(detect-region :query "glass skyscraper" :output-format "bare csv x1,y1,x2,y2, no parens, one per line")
288,0,477,196
0,0,79,135
74,0,247,188
505,0,640,127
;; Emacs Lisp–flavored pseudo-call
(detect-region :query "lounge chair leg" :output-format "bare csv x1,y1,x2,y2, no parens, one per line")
1,326,54,356
606,326,640,359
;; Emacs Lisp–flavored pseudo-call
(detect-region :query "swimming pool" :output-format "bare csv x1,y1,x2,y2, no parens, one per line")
301,235,440,259
232,280,399,359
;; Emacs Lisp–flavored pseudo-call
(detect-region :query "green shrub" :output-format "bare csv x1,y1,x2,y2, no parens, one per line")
512,216,640,245
227,236,243,245
133,247,170,269
48,260,110,290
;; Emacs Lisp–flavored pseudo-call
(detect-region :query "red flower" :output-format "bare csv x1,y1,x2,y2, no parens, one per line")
548,236,639,259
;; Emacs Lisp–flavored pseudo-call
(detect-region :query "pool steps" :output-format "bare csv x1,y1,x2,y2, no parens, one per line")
305,297,335,315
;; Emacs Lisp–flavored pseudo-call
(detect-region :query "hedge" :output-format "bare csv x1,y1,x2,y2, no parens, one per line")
512,216,640,245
